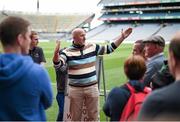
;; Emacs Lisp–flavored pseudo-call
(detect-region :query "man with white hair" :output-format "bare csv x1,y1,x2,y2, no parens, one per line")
143,35,166,86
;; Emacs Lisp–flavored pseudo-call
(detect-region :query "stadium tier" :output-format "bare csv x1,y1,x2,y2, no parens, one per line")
0,10,95,40
85,0,180,42
99,11,180,21
86,23,131,41
86,22,179,42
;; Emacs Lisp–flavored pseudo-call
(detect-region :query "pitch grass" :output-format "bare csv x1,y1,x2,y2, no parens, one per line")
39,41,168,121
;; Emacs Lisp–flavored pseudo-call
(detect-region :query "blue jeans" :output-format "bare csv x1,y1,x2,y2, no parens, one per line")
56,92,65,121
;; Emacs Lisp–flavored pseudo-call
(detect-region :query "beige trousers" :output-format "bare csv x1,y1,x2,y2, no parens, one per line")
69,84,99,121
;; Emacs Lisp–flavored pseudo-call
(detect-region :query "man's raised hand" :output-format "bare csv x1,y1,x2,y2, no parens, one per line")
53,40,61,62
122,28,133,39
55,40,61,54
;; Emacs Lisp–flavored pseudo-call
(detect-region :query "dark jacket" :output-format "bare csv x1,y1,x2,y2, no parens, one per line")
138,81,180,121
54,63,68,93
103,80,144,121
29,46,46,64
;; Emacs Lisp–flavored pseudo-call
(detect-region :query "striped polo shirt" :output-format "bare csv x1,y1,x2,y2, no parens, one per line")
55,42,117,87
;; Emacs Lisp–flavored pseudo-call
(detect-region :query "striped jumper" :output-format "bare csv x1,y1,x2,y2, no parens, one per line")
55,42,117,87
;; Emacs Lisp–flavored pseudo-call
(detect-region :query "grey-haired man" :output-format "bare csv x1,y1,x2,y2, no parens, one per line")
143,35,166,86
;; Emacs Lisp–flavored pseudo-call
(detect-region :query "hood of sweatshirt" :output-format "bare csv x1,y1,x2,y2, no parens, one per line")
0,54,33,89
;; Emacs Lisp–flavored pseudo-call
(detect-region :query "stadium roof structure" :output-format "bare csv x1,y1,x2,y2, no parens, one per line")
85,0,180,42
98,0,180,7
0,10,95,33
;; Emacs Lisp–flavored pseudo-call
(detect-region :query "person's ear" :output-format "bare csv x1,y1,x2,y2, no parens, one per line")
168,51,176,76
171,52,176,67
17,34,24,47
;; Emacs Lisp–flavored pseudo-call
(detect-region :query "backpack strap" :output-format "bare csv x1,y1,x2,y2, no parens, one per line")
143,87,152,93
126,83,152,94
126,83,135,94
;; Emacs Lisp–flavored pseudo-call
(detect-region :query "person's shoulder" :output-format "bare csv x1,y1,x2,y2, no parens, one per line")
146,83,177,102
21,56,48,77
29,62,47,75
29,64,50,84
63,46,76,52
109,85,128,95
147,58,165,67
110,86,121,92
153,54,166,62
141,89,164,108
84,42,95,47
159,81,180,95
106,85,130,103
35,46,43,51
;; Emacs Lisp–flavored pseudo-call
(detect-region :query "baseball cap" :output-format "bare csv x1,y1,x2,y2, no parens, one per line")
143,35,165,47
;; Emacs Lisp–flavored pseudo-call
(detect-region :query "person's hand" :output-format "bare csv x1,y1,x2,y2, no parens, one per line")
54,40,61,54
113,28,133,47
53,40,61,62
121,28,133,39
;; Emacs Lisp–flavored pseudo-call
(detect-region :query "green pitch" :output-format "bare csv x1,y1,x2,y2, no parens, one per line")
39,41,168,121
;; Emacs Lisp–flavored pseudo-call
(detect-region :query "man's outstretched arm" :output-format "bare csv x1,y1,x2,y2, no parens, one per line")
114,28,132,47
96,28,133,55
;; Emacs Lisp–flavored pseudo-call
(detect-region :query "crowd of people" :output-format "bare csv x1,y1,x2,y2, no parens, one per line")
0,16,180,121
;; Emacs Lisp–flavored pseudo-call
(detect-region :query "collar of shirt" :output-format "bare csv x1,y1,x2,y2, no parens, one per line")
147,52,164,61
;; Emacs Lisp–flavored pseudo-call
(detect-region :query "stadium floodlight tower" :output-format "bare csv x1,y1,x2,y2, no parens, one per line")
37,0,39,13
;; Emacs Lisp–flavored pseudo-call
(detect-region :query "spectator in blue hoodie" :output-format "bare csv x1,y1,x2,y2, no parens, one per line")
0,16,53,121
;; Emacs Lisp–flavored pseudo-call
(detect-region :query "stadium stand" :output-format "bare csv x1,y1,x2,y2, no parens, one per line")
86,0,180,42
86,23,131,41
157,23,180,41
1,0,179,42
0,10,95,40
